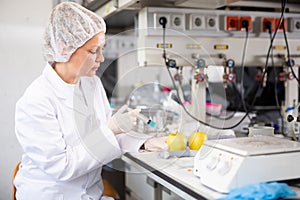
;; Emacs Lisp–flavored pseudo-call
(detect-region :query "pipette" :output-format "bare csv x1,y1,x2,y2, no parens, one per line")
128,107,158,129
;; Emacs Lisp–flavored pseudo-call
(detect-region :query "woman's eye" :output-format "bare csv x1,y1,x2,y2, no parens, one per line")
89,50,97,54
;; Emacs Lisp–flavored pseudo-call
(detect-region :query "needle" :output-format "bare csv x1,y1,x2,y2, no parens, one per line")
128,107,158,129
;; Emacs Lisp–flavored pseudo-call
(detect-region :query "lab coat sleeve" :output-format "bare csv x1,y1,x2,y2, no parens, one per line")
94,76,112,119
15,93,121,182
93,77,149,152
116,132,150,153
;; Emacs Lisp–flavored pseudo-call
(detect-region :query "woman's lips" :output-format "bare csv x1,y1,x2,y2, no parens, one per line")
92,67,98,71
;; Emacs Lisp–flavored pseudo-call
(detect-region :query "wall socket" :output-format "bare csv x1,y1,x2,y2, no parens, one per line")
189,14,205,30
290,18,300,32
206,15,218,30
170,14,185,30
154,13,170,28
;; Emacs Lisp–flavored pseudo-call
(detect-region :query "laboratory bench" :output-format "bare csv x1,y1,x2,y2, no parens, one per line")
122,151,223,200
122,151,300,200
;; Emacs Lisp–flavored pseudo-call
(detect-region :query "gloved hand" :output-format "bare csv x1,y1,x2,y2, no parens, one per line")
107,105,141,134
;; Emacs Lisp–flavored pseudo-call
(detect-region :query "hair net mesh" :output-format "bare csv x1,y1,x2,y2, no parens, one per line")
43,2,106,63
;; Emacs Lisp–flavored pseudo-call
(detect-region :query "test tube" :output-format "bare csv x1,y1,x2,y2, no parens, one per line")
128,107,157,128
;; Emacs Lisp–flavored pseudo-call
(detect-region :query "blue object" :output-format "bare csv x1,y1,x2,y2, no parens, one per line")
148,120,157,128
127,107,159,129
273,123,279,131
285,107,295,113
109,102,115,108
218,182,296,200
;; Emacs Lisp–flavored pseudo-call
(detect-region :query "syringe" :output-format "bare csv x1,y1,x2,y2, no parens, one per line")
128,107,158,129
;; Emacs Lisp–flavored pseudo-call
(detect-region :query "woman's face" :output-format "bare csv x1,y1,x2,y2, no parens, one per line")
69,32,105,77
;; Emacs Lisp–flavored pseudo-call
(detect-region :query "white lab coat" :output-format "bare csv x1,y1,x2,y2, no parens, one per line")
14,63,124,200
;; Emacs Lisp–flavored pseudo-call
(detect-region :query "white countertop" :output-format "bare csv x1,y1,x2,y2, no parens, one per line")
123,150,300,200
122,151,225,199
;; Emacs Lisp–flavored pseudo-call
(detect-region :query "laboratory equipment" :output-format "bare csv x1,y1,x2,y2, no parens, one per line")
128,107,157,129
248,126,274,137
137,7,300,120
194,136,300,193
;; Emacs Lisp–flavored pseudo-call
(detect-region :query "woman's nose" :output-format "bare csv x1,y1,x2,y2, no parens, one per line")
95,51,104,63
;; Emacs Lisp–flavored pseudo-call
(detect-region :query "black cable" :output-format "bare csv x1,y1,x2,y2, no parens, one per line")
228,0,289,129
160,20,224,128
231,81,247,110
221,11,287,130
281,0,300,84
159,17,167,60
163,19,268,129
163,23,166,60
160,1,288,129
166,66,221,127
269,28,284,134
206,111,236,120
161,26,220,128
215,1,288,129
240,23,252,121
161,19,251,129
282,0,290,59
220,24,252,122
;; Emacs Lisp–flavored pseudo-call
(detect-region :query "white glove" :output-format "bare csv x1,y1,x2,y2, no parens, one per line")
107,105,141,134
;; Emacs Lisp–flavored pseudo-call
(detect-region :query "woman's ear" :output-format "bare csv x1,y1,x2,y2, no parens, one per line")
57,40,69,58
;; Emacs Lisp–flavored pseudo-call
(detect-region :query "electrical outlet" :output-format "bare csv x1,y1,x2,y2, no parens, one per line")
190,14,205,30
206,15,218,30
170,14,185,30
239,16,252,31
226,16,239,31
275,18,287,31
290,18,300,32
154,13,170,28
262,17,275,32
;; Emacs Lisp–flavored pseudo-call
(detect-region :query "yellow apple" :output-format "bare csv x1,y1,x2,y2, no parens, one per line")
166,132,187,151
188,131,207,150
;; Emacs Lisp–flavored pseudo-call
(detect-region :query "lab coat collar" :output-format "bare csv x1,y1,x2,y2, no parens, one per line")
43,63,76,100
43,63,93,116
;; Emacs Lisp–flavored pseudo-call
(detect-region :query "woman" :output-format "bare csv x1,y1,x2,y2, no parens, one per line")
14,2,141,199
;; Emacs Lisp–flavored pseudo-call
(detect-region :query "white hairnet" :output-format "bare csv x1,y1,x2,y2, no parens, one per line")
43,2,106,63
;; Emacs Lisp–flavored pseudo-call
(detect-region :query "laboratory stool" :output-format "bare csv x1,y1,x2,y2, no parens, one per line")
12,162,21,200
12,162,120,200
102,178,120,200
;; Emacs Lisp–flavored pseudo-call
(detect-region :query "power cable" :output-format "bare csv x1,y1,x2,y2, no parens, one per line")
227,0,289,129
268,24,284,134
160,17,251,129
281,0,300,84
239,20,252,121
159,1,288,129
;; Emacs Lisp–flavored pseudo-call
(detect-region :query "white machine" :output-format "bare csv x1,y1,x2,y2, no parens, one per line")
194,136,300,193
